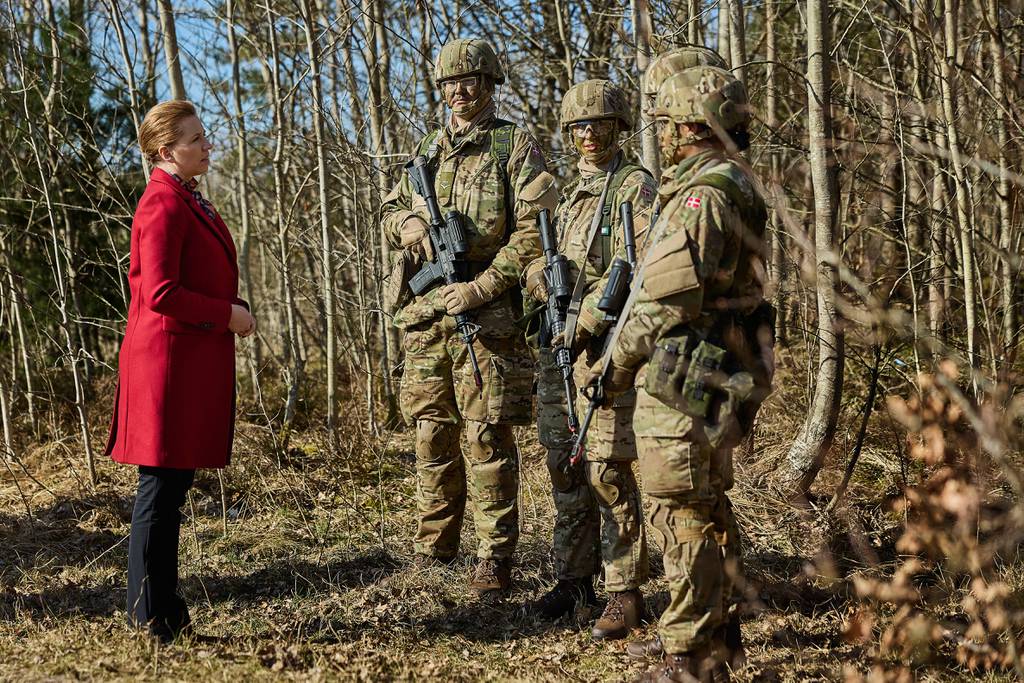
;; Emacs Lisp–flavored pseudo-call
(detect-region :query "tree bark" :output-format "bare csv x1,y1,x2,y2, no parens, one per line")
727,0,747,83
938,0,977,371
783,0,844,497
156,0,186,99
631,0,659,177
986,0,1016,358
300,0,337,444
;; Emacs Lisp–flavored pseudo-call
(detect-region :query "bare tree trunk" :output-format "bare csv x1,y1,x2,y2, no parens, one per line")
783,0,844,497
266,4,302,432
17,2,95,485
938,0,977,371
0,234,36,434
156,0,186,100
631,0,659,176
138,0,157,103
553,0,574,83
301,0,336,445
727,0,747,83
226,0,261,400
106,0,148,179
688,0,702,44
986,0,1016,357
765,0,787,346
719,0,730,64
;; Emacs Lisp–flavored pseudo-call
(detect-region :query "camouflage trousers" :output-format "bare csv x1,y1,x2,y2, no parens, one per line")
400,314,534,561
536,349,648,592
633,370,744,654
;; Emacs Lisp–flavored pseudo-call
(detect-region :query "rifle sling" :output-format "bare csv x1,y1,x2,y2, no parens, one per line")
563,157,620,345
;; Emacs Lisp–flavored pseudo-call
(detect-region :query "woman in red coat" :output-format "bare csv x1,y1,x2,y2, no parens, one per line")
105,100,255,642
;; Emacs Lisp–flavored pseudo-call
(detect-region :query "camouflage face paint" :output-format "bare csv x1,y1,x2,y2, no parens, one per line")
572,119,619,164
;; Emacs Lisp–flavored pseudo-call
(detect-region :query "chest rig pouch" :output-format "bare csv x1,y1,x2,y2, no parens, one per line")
646,330,728,421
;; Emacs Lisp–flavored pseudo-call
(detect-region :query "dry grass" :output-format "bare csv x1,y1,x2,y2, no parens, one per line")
1,356,1020,681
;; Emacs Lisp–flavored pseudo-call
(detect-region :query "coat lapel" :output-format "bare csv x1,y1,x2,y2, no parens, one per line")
151,168,238,271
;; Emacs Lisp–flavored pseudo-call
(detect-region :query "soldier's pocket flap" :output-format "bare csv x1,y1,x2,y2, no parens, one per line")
520,171,558,212
643,229,700,300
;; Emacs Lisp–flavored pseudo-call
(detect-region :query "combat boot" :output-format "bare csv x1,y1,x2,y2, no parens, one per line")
713,613,746,670
533,577,597,620
412,554,456,570
592,589,645,640
627,634,664,660
634,647,723,683
469,558,511,598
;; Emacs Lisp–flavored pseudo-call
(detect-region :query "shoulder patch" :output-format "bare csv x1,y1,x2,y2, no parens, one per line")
685,195,702,209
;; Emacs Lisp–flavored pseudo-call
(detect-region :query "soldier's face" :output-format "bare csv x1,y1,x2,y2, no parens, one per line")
570,119,618,163
443,74,492,118
657,118,704,164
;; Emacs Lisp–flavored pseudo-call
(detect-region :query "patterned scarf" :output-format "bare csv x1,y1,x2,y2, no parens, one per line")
172,173,217,221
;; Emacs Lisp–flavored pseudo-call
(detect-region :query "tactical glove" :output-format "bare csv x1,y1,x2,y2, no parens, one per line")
552,327,590,357
442,269,504,315
584,358,634,403
524,263,548,303
400,216,433,261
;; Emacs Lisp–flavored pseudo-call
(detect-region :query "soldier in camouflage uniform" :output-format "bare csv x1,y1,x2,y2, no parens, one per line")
633,45,753,673
585,66,769,681
380,38,558,597
522,79,657,639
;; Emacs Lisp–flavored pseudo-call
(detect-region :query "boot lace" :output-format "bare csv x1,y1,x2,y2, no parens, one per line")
600,593,625,622
474,559,499,584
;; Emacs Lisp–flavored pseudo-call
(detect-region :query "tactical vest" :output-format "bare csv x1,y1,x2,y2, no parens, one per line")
417,120,516,236
561,161,649,270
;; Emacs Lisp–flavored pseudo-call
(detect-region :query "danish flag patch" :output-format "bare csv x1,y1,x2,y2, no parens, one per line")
685,196,702,209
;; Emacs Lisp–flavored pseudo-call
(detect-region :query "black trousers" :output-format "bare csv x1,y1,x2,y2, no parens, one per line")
126,465,195,639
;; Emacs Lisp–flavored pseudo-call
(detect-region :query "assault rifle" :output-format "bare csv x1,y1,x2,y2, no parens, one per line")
570,201,637,464
536,208,578,433
405,155,483,389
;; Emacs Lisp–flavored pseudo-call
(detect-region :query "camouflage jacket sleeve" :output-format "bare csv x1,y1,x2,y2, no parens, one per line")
610,185,738,371
380,167,416,251
578,168,658,337
483,128,558,293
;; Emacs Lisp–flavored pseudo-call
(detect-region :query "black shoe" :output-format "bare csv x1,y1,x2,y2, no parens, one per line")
533,578,597,620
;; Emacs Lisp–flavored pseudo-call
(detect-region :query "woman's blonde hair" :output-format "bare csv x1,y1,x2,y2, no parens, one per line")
138,100,197,164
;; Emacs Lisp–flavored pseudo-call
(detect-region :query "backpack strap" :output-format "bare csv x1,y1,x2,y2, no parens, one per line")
489,119,517,240
417,129,441,161
599,162,648,266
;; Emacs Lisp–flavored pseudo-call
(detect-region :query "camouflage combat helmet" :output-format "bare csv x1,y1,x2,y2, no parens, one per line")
654,66,752,136
560,79,633,131
642,47,728,114
434,38,505,85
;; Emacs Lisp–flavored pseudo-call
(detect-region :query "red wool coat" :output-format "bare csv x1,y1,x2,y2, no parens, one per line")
105,167,244,469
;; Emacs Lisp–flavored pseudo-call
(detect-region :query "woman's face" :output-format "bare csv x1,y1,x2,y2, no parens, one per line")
160,115,212,179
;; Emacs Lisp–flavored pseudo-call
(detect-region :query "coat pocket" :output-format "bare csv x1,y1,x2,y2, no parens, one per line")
162,316,208,335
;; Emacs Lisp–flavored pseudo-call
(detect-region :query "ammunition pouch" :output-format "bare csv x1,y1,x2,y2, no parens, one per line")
645,333,726,420
645,301,776,450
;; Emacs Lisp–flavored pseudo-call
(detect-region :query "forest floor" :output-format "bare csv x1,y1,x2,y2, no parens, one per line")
0,351,1019,682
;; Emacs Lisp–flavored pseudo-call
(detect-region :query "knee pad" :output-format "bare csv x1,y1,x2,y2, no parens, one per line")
416,420,460,463
588,462,625,508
